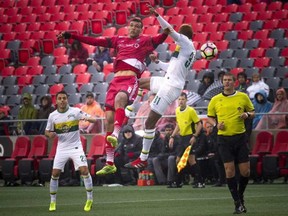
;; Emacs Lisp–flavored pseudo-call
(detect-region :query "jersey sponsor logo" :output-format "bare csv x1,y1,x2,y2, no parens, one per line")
67,113,76,119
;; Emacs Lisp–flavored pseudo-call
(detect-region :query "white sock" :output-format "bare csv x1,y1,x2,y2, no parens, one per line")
130,94,142,110
140,128,155,161
82,174,93,201
50,176,59,203
106,147,115,164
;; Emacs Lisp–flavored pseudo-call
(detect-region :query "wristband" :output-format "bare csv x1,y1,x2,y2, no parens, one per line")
170,135,174,139
246,112,251,117
192,134,198,138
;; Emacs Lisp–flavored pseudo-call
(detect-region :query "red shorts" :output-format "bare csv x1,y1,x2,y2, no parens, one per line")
105,76,139,111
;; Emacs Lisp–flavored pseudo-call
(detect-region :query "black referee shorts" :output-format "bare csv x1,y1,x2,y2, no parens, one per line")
217,133,249,164
177,134,193,157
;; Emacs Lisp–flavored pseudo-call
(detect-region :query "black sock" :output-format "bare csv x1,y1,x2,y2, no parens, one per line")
191,163,203,184
227,176,240,202
238,175,249,202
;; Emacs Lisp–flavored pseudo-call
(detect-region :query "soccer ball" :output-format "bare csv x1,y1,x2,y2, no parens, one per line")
200,42,218,60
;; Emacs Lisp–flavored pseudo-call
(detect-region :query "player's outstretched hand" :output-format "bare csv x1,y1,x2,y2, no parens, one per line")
147,4,159,17
149,53,158,63
57,32,71,40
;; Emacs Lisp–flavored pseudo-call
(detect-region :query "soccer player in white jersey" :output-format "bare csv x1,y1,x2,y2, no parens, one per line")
45,91,97,212
125,5,196,169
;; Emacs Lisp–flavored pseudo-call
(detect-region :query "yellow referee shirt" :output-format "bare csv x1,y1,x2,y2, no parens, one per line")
176,106,200,136
207,91,254,136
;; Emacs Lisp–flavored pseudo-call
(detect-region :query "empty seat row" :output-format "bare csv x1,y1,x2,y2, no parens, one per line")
2,134,106,185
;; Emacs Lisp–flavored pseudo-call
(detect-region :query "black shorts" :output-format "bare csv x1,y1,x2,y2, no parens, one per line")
177,134,194,157
217,133,249,164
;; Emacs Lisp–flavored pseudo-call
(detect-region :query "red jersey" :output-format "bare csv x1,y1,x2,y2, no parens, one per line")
71,34,167,78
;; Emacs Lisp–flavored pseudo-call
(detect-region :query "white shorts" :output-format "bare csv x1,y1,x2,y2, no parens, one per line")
150,76,164,94
150,83,182,115
53,147,88,171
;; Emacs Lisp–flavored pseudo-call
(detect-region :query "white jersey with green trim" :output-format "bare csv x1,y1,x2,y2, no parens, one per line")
156,15,196,89
46,107,90,151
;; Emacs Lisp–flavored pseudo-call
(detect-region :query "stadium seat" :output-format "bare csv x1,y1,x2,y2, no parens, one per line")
18,135,48,184
261,67,276,79
68,93,82,105
27,65,43,76
90,19,104,36
46,74,62,85
192,59,209,71
267,1,282,11
2,66,15,77
238,58,255,68
61,74,76,84
32,75,47,86
79,83,94,94
249,22,263,33
263,19,279,30
2,76,17,86
253,2,267,12
249,48,265,58
34,84,49,95
209,31,224,41
242,11,258,21
203,22,219,33
58,64,73,74
73,64,88,74
21,85,35,95
214,12,229,23
87,134,106,176
41,56,55,67
115,10,128,27
5,85,19,95
265,77,281,90
234,21,249,31
17,75,33,87
2,136,31,185
93,82,109,95
64,83,78,94
249,131,274,182
233,48,249,59
262,131,288,181
76,73,91,85
49,84,64,95
43,65,57,75
54,55,69,66
90,73,105,83
257,10,273,20
27,57,41,67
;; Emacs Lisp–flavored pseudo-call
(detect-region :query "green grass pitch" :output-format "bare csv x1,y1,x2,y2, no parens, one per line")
0,184,287,216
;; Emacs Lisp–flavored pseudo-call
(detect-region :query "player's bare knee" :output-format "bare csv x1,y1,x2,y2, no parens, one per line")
115,92,128,108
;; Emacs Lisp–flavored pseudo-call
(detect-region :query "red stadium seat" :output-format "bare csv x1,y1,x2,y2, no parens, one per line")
254,57,271,68
249,48,265,58
253,2,267,12
2,136,31,184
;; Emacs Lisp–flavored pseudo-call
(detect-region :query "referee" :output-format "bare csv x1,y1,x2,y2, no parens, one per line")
207,72,255,214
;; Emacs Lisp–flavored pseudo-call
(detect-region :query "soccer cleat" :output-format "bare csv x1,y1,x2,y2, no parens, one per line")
107,135,118,148
84,200,93,212
167,182,183,188
124,105,134,118
124,158,148,169
96,164,117,175
192,182,205,188
233,200,246,214
49,202,56,211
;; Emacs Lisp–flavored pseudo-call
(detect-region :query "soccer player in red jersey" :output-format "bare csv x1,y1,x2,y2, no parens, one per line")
58,17,168,175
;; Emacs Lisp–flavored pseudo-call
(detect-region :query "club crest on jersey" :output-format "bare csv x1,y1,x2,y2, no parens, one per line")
62,125,70,133
68,114,76,119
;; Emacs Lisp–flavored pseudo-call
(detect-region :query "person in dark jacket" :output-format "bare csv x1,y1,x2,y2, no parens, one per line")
235,72,249,93
0,107,10,136
114,124,143,184
89,46,113,72
197,72,214,96
35,95,55,134
152,124,180,185
69,40,89,67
